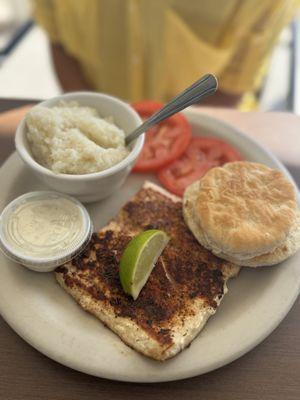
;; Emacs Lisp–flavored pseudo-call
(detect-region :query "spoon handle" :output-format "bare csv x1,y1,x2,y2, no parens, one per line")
125,74,218,145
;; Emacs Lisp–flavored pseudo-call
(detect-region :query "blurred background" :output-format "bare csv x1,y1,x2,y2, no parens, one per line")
0,0,300,112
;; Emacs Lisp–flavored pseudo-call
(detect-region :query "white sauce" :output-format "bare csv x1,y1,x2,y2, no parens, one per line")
5,198,84,258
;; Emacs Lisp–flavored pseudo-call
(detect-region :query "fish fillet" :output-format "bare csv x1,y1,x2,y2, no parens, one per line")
55,182,240,360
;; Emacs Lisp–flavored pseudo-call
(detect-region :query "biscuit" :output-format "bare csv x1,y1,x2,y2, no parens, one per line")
184,188,300,266
192,162,297,259
183,163,299,267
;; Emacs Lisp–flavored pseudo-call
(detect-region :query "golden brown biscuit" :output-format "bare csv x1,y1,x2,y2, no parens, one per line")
184,186,300,266
183,162,299,267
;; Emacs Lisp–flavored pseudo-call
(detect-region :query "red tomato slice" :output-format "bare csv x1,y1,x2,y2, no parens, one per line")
157,136,242,196
132,101,192,172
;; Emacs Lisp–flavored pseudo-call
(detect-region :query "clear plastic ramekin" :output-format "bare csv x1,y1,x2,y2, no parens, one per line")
0,191,93,272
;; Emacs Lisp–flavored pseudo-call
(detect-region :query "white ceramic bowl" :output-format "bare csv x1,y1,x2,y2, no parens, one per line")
15,92,144,203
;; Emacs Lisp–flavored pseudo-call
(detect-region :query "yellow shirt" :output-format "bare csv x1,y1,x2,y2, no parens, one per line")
32,0,298,103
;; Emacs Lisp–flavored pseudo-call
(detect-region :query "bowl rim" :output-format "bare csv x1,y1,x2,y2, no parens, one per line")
15,91,144,181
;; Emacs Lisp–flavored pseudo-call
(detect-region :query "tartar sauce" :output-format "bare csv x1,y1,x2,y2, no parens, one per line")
6,198,83,257
0,192,92,272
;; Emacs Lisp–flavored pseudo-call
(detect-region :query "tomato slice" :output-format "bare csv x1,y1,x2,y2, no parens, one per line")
132,101,192,172
157,136,242,196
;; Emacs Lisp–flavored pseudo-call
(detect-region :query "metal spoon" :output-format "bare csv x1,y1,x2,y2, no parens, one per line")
125,73,218,145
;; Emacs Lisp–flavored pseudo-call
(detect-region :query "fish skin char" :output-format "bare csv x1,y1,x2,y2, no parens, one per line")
55,182,240,360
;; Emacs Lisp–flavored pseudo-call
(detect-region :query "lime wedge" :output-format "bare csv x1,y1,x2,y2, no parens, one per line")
119,229,169,300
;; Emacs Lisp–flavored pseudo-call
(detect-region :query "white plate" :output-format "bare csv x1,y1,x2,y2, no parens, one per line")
0,110,299,383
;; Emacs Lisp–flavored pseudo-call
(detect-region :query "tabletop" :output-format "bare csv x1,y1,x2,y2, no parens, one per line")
0,100,299,400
